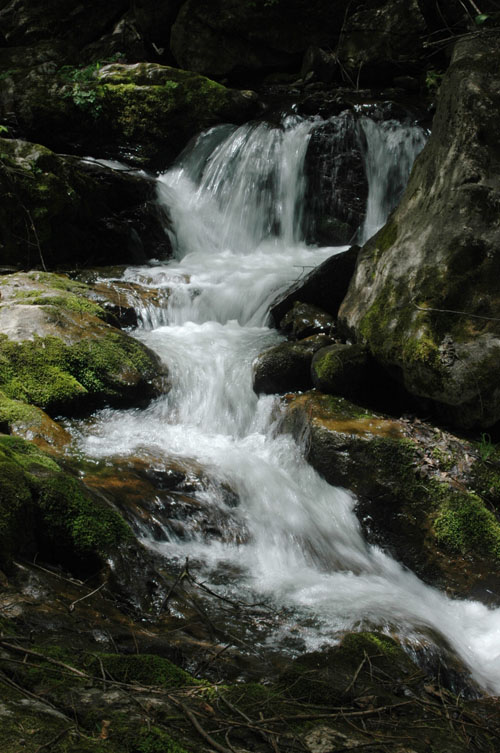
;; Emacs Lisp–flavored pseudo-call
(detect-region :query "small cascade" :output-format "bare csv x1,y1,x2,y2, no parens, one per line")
68,111,500,695
359,116,427,242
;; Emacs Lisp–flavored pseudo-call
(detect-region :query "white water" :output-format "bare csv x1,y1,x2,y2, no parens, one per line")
70,115,500,693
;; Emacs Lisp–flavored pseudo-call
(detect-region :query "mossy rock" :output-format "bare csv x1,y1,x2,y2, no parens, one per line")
1,63,258,169
0,272,167,416
311,342,370,398
339,32,500,429
282,632,418,706
253,334,333,394
280,392,500,598
0,434,131,573
86,653,199,689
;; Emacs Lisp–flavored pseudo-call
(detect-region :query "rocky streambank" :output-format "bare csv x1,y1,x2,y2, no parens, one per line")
1,1,500,751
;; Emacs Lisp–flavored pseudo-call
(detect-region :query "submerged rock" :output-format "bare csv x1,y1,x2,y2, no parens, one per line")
280,391,500,599
339,32,500,430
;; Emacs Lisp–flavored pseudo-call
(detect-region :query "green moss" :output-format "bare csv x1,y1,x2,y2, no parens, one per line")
34,473,131,558
0,434,130,571
322,395,375,420
136,727,188,753
434,491,500,559
0,329,158,414
0,390,45,428
87,654,199,689
22,293,105,318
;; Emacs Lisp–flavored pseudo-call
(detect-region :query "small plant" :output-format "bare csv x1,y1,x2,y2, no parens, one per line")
0,124,8,135
425,69,444,95
479,432,496,462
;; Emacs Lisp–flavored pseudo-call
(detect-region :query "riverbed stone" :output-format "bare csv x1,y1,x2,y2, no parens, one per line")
279,302,336,340
279,391,500,599
339,32,500,430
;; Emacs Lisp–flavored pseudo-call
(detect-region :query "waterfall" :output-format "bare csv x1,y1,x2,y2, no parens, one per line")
67,113,500,694
359,116,427,242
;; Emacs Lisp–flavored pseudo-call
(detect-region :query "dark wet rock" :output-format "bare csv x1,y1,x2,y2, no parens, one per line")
253,335,333,395
0,0,128,49
270,245,360,327
279,391,500,600
279,302,337,340
339,32,500,430
0,138,171,269
311,343,370,398
1,62,258,169
82,453,246,546
303,113,367,246
0,272,168,416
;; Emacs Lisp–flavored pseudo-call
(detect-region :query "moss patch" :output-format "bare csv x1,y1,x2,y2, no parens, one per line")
87,654,199,689
0,434,131,572
434,490,500,559
0,329,160,415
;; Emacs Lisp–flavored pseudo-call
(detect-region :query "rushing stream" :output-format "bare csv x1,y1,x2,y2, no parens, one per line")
69,113,500,693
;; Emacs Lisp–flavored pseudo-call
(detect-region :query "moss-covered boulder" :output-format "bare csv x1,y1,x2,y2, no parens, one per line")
253,334,333,395
280,391,500,598
0,272,168,415
0,391,71,453
0,434,131,573
311,343,370,397
339,32,500,430
0,138,170,269
1,62,258,168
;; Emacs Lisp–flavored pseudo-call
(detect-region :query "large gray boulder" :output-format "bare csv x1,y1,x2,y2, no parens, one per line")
339,32,500,429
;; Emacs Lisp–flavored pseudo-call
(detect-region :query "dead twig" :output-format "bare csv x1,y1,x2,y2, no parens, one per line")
169,695,234,753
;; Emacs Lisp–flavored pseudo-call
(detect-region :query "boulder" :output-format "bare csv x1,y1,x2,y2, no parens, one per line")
0,138,171,269
82,453,245,545
0,272,168,416
270,245,360,327
279,391,500,599
253,334,333,394
0,433,131,574
303,113,368,246
339,32,500,430
311,343,370,398
1,63,258,169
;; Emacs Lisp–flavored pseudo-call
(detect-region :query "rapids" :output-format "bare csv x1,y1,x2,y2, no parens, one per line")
68,113,500,693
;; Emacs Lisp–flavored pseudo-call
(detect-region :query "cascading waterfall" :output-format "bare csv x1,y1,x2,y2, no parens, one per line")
359,116,427,242
68,112,500,693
